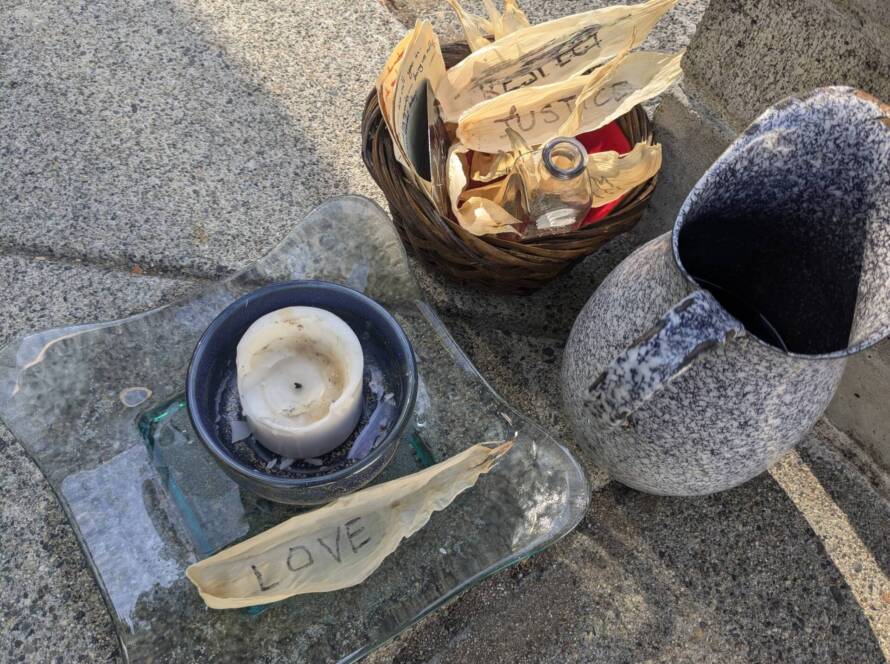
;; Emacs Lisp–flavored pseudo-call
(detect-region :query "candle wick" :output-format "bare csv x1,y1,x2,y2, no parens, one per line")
294,382,302,389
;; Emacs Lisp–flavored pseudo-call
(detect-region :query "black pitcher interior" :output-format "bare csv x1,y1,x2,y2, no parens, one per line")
678,206,868,355
676,109,890,356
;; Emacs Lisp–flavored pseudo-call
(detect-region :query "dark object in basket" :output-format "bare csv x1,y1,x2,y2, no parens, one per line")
361,41,658,294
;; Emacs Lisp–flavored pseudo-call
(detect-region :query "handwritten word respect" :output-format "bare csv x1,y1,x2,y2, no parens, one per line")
475,25,604,100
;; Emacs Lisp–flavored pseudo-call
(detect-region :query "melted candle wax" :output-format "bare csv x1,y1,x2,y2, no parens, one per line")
236,307,364,460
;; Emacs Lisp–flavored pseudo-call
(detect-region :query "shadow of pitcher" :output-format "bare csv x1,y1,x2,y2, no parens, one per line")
562,87,890,495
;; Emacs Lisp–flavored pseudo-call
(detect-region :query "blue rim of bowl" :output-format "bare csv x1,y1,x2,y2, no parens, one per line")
186,280,419,489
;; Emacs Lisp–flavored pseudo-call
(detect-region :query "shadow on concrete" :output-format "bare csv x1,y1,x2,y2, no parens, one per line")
582,475,885,663
379,469,884,663
798,441,890,581
0,0,358,278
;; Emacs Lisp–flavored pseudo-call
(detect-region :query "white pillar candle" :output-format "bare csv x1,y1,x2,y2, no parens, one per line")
236,307,364,459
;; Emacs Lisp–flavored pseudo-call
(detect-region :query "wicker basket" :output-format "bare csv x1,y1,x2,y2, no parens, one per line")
361,42,657,294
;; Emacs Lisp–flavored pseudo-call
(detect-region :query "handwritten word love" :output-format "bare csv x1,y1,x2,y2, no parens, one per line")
250,517,371,593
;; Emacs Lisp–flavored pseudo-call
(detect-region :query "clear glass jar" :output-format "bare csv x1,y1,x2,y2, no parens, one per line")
514,136,593,238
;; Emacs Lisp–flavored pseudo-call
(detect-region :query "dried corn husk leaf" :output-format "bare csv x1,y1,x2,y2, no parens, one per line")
438,0,678,120
377,29,416,166
457,176,513,204
555,38,633,134
187,441,514,609
456,50,683,153
480,0,531,38
587,141,662,206
469,126,533,182
446,0,493,51
559,50,683,136
388,22,447,171
501,0,531,35
470,150,516,183
376,21,450,211
472,151,535,183
481,0,505,38
468,126,532,182
448,144,522,235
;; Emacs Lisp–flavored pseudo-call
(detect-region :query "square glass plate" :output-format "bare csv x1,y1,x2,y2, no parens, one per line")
0,196,589,663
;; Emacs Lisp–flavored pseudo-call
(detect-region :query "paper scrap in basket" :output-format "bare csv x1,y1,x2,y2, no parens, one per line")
186,441,514,609
438,0,678,121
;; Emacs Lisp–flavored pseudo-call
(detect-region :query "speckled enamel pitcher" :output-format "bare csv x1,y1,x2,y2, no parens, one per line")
562,87,890,495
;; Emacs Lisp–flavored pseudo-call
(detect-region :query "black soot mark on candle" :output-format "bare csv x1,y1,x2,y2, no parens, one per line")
213,348,399,479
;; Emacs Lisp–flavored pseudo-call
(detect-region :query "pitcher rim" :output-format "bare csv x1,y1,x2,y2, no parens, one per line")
668,86,890,361
670,179,883,363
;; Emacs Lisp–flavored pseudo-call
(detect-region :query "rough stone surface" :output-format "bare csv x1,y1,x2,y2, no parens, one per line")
370,420,890,664
682,0,890,130
828,341,890,477
1,422,120,664
0,256,205,344
0,0,401,278
3,0,890,662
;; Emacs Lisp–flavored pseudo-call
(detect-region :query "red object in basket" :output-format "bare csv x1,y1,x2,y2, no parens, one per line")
576,121,633,227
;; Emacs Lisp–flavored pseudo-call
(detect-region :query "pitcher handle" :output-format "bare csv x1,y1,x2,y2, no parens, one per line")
586,289,746,427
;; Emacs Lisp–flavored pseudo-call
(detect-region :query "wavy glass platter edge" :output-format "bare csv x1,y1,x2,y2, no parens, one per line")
0,195,590,663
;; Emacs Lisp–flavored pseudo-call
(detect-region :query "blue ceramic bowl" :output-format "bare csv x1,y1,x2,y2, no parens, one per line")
187,280,417,505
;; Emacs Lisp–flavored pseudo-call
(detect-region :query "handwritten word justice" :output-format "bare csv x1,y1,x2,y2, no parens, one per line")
491,81,634,136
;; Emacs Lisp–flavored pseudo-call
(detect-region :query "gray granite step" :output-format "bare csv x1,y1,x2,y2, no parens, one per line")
0,0,703,287
0,0,402,278
3,0,890,662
